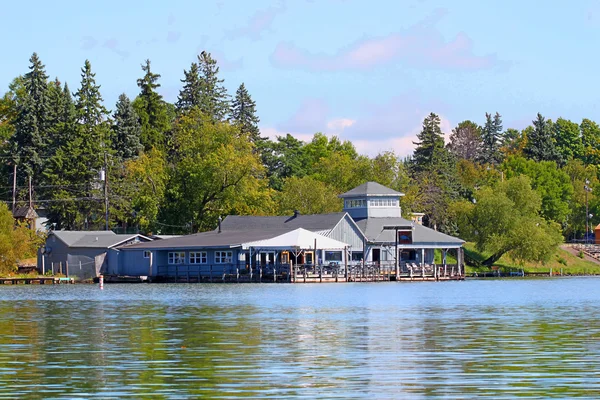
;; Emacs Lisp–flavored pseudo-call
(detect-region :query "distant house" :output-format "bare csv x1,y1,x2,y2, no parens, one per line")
119,182,465,280
37,231,152,280
13,206,49,231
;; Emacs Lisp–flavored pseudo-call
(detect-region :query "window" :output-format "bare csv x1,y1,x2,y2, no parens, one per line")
143,250,151,259
345,199,366,208
215,251,233,264
189,252,207,264
351,252,363,261
168,252,185,264
325,251,343,262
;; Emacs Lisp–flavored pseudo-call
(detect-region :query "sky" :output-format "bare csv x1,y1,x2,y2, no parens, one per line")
2,0,600,157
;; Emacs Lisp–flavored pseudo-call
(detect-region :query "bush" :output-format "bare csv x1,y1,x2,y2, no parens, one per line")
557,256,567,265
578,251,585,259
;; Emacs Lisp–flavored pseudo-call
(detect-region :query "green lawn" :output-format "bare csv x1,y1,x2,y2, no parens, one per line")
462,242,600,275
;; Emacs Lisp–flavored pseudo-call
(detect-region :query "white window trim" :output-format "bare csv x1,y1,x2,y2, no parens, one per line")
215,251,233,264
189,251,207,264
168,251,186,265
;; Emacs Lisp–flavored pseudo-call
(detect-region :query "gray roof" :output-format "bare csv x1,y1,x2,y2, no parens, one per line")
339,182,404,198
51,231,151,249
123,213,349,251
220,213,347,232
355,218,464,246
124,229,292,250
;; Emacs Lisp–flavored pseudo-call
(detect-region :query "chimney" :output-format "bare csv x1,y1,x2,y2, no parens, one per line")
218,216,222,233
293,210,300,218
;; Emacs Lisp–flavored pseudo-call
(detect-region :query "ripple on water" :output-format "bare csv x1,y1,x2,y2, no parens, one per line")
0,279,599,398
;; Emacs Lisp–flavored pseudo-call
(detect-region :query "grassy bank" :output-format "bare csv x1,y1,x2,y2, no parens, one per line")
463,243,600,275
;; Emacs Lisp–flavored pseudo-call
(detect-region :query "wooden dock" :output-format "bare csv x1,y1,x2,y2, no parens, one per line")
0,277,74,285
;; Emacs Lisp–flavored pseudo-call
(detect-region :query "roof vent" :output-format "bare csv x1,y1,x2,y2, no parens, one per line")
293,210,300,218
218,216,222,233
95,237,99,241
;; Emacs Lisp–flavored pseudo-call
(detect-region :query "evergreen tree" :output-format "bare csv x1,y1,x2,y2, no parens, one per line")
176,62,202,113
134,59,170,150
524,113,560,162
230,83,261,142
197,51,230,121
480,112,503,165
447,120,482,162
46,79,76,152
412,112,446,172
112,93,142,160
10,53,49,181
48,59,110,229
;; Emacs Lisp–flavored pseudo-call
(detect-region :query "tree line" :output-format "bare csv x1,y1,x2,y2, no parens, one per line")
1,52,599,266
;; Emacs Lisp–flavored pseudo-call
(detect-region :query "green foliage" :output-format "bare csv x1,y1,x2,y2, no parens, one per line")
197,51,230,121
480,112,503,165
553,118,583,165
503,156,573,224
161,109,267,232
112,93,142,160
411,112,446,172
10,53,50,179
276,176,342,215
453,176,563,266
524,113,560,162
176,62,202,113
0,203,43,275
134,59,171,151
581,118,600,165
230,83,260,142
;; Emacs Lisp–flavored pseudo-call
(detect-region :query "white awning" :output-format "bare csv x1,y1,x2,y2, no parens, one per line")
243,228,349,250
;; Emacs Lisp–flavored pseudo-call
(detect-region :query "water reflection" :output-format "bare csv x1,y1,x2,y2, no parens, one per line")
0,279,599,398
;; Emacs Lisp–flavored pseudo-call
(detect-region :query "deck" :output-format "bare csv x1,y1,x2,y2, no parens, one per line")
151,263,464,283
0,277,74,285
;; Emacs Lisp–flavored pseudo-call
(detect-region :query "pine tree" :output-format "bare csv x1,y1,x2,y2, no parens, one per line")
197,51,230,121
480,112,503,165
231,83,261,142
134,59,170,150
524,113,560,162
176,62,202,113
10,52,49,181
112,93,142,160
447,120,482,161
412,112,446,172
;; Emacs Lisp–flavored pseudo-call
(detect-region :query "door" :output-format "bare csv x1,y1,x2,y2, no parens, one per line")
372,249,380,264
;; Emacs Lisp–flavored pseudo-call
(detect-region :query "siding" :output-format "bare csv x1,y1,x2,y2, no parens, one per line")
326,215,364,250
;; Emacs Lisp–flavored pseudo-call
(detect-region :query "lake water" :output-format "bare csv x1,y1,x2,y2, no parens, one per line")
0,278,599,399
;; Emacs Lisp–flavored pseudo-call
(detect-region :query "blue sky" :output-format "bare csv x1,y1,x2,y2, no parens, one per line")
2,0,600,156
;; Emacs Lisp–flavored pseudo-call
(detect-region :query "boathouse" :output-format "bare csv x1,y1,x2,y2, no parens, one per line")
37,231,152,280
118,182,465,281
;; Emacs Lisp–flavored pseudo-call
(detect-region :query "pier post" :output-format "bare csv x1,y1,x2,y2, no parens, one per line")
274,265,276,282
41,256,45,276
59,262,62,275
259,265,262,283
236,265,239,283
51,262,54,275
66,261,69,278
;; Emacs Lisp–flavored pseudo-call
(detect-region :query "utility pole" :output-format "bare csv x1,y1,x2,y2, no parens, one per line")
28,175,32,209
104,152,109,231
11,163,16,214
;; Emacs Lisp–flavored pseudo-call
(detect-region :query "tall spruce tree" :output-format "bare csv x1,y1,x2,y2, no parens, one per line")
412,112,446,172
10,53,49,182
524,113,560,162
480,112,503,165
197,51,230,121
230,82,261,142
134,59,170,150
112,93,142,160
176,62,202,113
